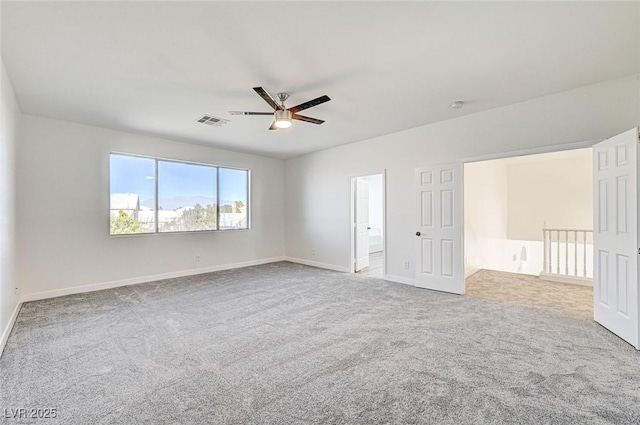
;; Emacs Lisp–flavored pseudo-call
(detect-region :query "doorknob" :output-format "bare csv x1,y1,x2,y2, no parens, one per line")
416,232,421,236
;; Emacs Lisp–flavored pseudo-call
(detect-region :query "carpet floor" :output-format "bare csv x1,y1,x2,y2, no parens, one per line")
466,269,593,318
1,262,639,424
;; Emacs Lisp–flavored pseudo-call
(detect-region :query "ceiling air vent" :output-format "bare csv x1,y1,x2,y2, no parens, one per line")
196,114,229,127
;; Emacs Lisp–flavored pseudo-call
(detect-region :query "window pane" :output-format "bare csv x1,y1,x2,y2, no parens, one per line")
110,154,156,235
158,161,217,232
219,168,248,229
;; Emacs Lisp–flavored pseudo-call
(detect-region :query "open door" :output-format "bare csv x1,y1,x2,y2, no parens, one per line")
415,163,464,294
593,127,639,349
355,177,370,272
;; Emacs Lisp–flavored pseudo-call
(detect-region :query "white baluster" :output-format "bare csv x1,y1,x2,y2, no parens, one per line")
565,231,569,275
574,230,578,276
583,231,587,277
540,228,593,281
556,231,560,275
549,230,553,274
543,230,548,273
542,222,548,273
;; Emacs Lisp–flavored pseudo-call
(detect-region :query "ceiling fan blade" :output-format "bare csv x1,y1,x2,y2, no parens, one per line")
268,121,278,130
288,95,331,114
253,87,279,110
229,111,273,116
292,114,324,125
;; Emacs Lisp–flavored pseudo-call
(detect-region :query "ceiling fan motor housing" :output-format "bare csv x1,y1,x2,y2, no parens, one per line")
277,92,290,104
275,109,292,121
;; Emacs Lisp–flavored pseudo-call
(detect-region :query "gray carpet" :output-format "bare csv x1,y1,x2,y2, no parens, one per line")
1,262,639,424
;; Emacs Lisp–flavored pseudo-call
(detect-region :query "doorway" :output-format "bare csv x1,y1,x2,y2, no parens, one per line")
464,149,594,277
463,148,594,315
414,129,640,348
351,173,385,278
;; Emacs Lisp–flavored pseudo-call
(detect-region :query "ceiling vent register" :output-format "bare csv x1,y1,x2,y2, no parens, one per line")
196,115,229,127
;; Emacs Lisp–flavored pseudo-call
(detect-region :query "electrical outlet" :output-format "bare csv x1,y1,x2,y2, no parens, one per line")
404,261,410,269
195,255,200,263
312,249,317,256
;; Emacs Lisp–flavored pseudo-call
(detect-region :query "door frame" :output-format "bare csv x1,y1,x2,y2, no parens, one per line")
459,139,601,164
458,138,602,293
349,170,387,275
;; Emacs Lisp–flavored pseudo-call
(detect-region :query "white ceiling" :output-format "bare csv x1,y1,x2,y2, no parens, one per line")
2,1,639,159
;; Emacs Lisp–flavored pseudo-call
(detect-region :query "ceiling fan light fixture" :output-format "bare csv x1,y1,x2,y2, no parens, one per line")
274,109,292,129
236,87,330,130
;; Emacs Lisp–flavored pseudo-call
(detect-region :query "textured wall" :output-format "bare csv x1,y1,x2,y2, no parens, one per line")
285,75,640,282
16,116,285,297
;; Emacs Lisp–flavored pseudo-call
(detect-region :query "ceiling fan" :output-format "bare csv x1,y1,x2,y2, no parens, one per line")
229,87,330,130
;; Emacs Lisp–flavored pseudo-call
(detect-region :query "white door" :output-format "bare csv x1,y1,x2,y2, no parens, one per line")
415,164,464,294
355,177,370,272
593,127,639,349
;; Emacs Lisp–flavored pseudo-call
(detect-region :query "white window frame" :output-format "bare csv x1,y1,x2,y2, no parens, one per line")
109,152,251,235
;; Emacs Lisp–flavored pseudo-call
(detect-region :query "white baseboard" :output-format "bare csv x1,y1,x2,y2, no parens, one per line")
21,257,286,303
283,257,350,273
1,299,22,358
465,267,481,278
383,274,416,286
539,272,594,287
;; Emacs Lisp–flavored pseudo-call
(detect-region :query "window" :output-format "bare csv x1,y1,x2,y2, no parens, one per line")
110,153,249,235
110,154,156,234
219,167,249,230
158,161,217,232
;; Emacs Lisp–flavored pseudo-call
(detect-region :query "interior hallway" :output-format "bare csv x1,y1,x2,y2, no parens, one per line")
357,251,383,278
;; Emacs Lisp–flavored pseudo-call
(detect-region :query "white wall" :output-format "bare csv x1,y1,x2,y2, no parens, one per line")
16,115,285,298
507,152,593,242
284,75,640,282
1,60,21,350
463,160,508,272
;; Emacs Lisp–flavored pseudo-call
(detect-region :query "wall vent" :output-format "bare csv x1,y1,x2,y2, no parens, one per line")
196,114,229,127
